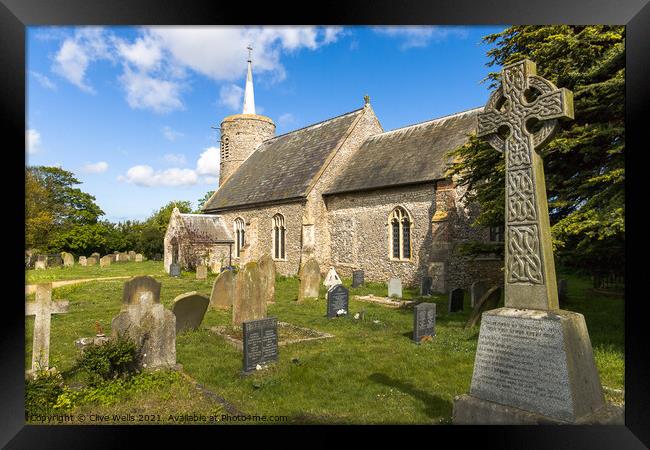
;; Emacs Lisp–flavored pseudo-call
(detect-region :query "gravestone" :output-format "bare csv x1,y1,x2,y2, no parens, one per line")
352,270,364,288
108,254,116,263
47,255,63,268
25,283,69,373
210,269,234,310
242,317,278,373
100,255,112,268
454,60,607,425
172,292,209,333
420,276,433,296
128,250,136,261
210,260,222,274
326,284,349,318
117,252,129,263
196,265,208,280
466,285,502,328
86,256,98,266
169,263,180,277
135,253,143,262
297,258,320,301
258,254,276,304
558,279,568,307
78,256,87,266
388,278,402,298
448,288,464,312
323,267,342,289
413,303,436,342
90,252,100,260
428,262,446,293
232,262,266,327
35,260,46,270
470,280,489,308
62,252,74,268
111,276,176,370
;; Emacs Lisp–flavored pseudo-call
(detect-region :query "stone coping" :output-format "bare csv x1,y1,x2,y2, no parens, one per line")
210,322,334,352
353,294,417,309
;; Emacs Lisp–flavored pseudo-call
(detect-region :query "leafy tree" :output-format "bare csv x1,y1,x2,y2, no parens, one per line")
447,26,624,275
195,190,215,212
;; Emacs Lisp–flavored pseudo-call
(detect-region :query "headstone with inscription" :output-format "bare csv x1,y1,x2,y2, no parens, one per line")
169,263,180,277
470,280,489,308
258,254,276,304
453,60,608,425
196,264,208,280
448,288,464,312
420,276,433,296
326,284,349,318
232,261,266,326
242,317,278,373
352,270,364,288
172,292,209,333
388,278,402,298
297,258,320,301
210,269,234,310
413,302,436,342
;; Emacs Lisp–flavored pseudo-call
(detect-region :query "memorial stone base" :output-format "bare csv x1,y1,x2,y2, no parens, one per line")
453,307,614,425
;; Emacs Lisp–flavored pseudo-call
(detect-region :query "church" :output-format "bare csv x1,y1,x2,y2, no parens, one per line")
164,51,503,292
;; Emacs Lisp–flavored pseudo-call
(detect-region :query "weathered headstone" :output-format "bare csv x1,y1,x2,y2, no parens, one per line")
388,278,402,298
100,255,112,268
78,256,87,266
172,291,209,333
35,260,47,270
258,254,276,304
232,262,266,326
135,253,144,262
196,265,208,280
351,270,364,288
111,276,176,370
128,250,136,261
25,283,69,373
61,252,74,268
47,255,63,268
108,254,116,263
326,284,349,318
210,260,222,274
323,267,342,289
470,280,489,308
117,252,129,263
86,256,98,266
454,60,608,425
413,302,436,342
90,252,100,260
210,269,235,310
448,288,464,312
242,317,278,373
420,276,433,296
297,258,320,301
169,263,180,277
466,285,502,328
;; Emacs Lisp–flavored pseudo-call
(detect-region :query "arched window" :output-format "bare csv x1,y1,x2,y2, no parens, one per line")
388,207,412,261
272,214,286,260
234,218,245,257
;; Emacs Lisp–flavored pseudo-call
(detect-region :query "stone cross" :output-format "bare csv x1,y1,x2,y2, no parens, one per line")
25,283,69,372
477,59,573,310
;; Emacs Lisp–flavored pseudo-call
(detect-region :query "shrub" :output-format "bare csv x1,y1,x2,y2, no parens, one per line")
76,336,139,386
25,370,67,417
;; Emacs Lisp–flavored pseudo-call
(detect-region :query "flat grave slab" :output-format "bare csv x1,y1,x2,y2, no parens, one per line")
210,322,334,352
353,294,417,309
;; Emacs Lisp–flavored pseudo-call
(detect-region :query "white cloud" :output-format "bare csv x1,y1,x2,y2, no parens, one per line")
115,34,162,71
162,126,183,141
26,129,41,154
373,26,468,49
82,161,109,173
163,153,186,165
30,71,57,90
196,146,219,177
219,84,244,111
119,165,198,187
278,112,296,127
119,68,184,113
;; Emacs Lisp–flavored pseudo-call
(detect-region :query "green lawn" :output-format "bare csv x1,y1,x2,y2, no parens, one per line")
25,263,624,424
26,260,165,284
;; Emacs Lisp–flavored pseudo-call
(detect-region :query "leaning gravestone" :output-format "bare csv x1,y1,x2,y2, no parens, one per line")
78,256,87,266
111,276,176,370
323,267,342,289
232,262,266,326
196,265,208,280
388,278,402,298
100,255,112,268
258,254,276,304
169,263,181,277
210,269,234,310
135,253,143,262
448,288,464,312
413,302,436,343
172,292,209,333
326,284,349,318
297,258,320,301
86,256,98,266
352,270,364,288
420,276,433,296
453,59,608,425
62,252,74,268
25,283,69,373
465,285,502,329
470,280,489,308
242,317,278,373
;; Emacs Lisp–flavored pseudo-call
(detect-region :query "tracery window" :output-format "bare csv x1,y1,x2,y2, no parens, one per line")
389,207,412,261
272,214,286,260
234,217,245,257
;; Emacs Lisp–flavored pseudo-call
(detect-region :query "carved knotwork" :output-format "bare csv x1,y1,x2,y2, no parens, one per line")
508,225,543,284
507,169,536,222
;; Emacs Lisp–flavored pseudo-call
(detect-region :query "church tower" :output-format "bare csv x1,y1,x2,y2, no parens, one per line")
219,45,275,186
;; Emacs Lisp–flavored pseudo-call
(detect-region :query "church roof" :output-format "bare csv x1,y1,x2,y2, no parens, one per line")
178,213,234,243
324,107,481,195
203,108,364,212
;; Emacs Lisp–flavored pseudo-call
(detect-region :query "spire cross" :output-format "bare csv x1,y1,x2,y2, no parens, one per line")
477,59,573,310
247,45,253,63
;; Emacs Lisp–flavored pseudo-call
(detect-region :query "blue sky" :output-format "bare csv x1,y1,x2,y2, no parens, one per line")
26,25,506,222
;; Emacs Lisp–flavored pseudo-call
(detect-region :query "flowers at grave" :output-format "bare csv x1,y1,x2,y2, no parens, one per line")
256,364,262,371
353,313,360,320
336,309,347,316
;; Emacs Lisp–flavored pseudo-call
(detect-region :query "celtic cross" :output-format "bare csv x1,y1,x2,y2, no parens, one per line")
477,59,573,310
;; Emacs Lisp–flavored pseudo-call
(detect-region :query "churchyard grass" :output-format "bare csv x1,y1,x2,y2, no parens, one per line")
26,264,624,424
26,261,164,284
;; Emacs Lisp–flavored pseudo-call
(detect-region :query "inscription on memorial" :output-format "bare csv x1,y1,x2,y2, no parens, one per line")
327,284,349,318
242,317,278,373
413,303,436,342
470,313,573,421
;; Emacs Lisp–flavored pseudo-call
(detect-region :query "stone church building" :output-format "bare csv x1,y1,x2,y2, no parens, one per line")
164,52,502,292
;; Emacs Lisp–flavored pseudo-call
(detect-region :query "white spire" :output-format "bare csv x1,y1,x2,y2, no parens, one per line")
242,45,255,114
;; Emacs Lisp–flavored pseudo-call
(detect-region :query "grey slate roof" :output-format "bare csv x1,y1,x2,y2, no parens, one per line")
178,213,233,243
324,107,481,195
203,108,364,212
